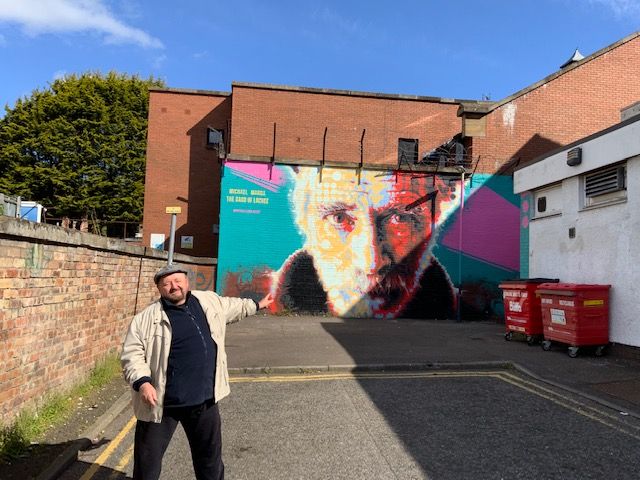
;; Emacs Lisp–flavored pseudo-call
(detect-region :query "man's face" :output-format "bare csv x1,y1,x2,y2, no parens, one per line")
157,272,190,305
291,168,457,318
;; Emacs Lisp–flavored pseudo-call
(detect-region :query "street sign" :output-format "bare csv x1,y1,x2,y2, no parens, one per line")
165,206,182,214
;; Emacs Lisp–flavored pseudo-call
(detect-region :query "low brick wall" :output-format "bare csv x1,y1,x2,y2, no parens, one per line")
0,217,216,425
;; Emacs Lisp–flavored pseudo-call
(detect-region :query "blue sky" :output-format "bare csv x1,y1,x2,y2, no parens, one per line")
0,0,639,112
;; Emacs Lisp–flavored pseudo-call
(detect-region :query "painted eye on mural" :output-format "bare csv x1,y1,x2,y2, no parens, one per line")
323,211,355,231
382,211,425,230
387,213,407,226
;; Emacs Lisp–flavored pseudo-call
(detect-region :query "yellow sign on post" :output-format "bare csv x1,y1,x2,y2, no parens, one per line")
165,206,182,214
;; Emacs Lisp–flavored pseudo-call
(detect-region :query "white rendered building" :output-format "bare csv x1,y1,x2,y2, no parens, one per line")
514,104,640,348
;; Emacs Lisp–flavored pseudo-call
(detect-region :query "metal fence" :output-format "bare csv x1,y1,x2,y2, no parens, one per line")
44,217,141,241
0,193,21,218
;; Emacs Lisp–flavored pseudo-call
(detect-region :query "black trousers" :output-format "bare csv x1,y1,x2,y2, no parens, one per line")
133,400,224,480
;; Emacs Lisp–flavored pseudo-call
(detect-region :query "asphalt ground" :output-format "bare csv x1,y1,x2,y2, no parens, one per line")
46,315,640,479
58,370,640,479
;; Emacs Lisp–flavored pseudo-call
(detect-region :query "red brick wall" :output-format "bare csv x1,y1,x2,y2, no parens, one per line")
0,218,215,425
230,85,462,166
470,34,640,173
143,89,231,258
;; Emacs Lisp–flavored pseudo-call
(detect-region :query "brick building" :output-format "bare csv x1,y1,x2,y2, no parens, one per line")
143,31,640,319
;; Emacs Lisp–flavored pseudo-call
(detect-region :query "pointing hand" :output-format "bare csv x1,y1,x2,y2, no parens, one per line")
258,292,275,310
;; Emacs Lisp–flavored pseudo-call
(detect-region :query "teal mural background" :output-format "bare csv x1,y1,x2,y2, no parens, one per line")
217,164,302,293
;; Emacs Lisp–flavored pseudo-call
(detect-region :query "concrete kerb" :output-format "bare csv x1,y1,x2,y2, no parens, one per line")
227,361,514,376
510,362,640,420
38,360,640,479
36,390,132,480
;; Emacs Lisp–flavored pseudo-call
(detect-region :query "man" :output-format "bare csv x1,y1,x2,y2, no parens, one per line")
121,263,273,480
271,167,459,319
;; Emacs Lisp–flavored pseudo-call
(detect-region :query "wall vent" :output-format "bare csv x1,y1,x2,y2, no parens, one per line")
585,165,625,197
566,147,582,166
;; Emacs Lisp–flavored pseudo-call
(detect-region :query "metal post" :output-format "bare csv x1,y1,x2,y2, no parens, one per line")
167,213,177,265
165,206,182,265
320,126,327,183
358,129,366,185
456,169,465,322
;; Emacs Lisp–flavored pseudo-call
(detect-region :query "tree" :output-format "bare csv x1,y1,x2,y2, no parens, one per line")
0,72,164,223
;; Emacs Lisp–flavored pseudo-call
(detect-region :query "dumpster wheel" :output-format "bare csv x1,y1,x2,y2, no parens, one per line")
541,340,552,351
568,346,579,358
595,345,607,357
526,335,538,346
505,331,514,341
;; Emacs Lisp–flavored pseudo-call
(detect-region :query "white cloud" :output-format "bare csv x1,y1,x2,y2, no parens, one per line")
588,0,640,18
313,7,366,39
192,51,208,59
0,0,163,49
152,54,166,69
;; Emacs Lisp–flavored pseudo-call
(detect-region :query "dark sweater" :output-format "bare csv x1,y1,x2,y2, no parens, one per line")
160,292,217,407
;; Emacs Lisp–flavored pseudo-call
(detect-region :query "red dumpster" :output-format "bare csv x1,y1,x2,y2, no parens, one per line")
536,283,611,357
499,278,559,345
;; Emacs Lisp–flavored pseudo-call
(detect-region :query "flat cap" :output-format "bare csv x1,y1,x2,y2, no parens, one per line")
154,264,188,284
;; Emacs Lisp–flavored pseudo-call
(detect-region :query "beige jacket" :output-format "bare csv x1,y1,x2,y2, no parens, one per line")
121,290,257,423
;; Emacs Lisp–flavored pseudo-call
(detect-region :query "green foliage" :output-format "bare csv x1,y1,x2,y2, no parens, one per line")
0,355,122,462
0,72,164,221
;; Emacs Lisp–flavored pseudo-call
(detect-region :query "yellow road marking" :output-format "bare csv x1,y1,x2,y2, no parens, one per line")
496,374,640,440
80,416,136,480
499,372,640,432
107,443,134,480
230,370,504,383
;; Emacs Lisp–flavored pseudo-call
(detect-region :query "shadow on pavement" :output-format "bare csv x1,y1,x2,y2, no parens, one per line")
0,440,79,480
61,460,128,480
319,318,640,480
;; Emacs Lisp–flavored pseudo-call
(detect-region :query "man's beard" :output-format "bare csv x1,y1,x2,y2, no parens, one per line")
315,241,429,318
163,288,187,304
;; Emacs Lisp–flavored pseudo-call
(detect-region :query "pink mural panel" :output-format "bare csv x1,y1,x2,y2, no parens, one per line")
225,160,288,192
441,187,519,271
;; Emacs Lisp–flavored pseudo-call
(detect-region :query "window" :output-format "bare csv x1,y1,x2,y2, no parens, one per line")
533,184,562,218
206,127,226,158
583,164,626,207
398,138,419,165
207,127,224,146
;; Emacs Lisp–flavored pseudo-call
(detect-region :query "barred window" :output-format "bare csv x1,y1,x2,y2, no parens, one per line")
398,138,419,165
207,127,224,145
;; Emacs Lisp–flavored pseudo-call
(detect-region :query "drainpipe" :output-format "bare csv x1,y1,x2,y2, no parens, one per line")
456,167,465,322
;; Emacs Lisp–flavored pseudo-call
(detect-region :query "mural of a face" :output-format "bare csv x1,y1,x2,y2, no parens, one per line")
287,168,457,318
